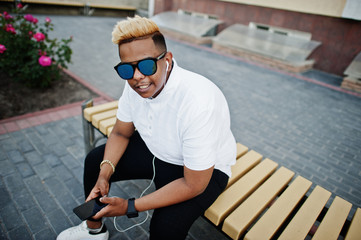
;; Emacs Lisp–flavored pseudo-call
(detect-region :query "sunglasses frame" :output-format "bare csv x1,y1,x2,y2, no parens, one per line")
114,52,167,80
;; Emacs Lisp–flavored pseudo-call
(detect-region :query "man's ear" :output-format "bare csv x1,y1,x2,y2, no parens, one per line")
165,51,173,63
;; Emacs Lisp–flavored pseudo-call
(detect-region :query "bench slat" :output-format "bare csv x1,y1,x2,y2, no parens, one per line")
345,208,361,240
107,126,113,137
204,158,278,226
20,0,137,10
99,117,116,135
92,109,118,128
22,0,84,7
312,196,352,240
236,143,248,159
227,150,262,187
89,3,136,10
83,101,118,121
222,166,295,240
278,185,331,240
245,176,312,240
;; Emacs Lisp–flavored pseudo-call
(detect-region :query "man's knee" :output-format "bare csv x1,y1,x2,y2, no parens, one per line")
149,204,198,240
84,144,106,169
149,220,189,240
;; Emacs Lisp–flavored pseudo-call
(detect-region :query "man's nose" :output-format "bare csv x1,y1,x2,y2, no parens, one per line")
133,67,145,80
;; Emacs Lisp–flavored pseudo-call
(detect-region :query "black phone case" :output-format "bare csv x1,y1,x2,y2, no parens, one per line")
73,197,107,221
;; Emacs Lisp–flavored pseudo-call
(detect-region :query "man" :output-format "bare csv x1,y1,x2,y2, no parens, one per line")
57,15,236,240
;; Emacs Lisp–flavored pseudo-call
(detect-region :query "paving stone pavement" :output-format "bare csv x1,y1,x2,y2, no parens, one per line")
1,15,361,239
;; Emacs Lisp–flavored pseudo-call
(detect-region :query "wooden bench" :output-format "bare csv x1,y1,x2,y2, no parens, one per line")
0,0,136,17
151,10,223,45
81,99,118,154
82,99,361,239
212,23,321,73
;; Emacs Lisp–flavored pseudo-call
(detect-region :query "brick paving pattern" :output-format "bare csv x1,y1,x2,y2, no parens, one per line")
0,15,360,239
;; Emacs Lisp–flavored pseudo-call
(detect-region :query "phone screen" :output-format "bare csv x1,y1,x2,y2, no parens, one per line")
73,197,108,221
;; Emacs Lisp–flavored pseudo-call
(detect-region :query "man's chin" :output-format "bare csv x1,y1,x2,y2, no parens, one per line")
136,91,154,99
133,85,162,99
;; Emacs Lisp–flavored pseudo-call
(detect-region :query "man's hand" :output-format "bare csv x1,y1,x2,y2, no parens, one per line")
92,196,128,219
86,176,110,202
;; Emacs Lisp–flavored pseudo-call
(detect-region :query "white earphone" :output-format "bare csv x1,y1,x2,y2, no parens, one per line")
166,61,169,72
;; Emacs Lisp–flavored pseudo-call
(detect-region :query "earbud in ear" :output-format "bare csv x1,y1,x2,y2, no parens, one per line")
166,61,169,72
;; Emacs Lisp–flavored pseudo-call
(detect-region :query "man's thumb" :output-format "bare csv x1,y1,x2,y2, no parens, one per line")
99,195,112,204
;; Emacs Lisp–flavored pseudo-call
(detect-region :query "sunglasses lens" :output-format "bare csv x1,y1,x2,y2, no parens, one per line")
138,59,157,76
114,56,159,80
117,64,134,80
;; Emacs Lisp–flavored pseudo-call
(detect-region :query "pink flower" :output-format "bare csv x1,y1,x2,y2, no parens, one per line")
0,44,6,54
5,24,16,34
17,3,23,9
45,17,51,23
38,55,52,67
3,11,12,20
32,18,38,24
33,32,45,42
24,14,34,22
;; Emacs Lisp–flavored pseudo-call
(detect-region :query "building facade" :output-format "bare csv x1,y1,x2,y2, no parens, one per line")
153,0,361,77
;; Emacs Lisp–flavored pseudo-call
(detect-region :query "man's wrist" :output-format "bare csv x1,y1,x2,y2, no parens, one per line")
126,198,139,218
100,160,115,173
98,166,113,181
99,160,116,180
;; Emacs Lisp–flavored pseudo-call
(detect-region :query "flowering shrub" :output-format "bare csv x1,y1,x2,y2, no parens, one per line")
0,3,72,87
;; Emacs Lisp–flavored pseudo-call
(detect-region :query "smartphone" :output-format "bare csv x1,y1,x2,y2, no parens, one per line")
73,197,108,221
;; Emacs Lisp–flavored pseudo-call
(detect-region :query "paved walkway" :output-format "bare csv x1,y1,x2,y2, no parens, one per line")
1,15,361,240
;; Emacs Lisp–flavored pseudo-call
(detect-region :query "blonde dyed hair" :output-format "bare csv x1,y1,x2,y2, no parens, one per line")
112,15,160,45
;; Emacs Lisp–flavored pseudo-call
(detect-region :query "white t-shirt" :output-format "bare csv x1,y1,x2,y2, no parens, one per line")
117,60,236,177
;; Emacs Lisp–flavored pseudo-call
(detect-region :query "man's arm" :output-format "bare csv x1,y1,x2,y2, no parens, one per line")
93,165,214,218
86,119,135,201
135,165,214,211
99,119,135,180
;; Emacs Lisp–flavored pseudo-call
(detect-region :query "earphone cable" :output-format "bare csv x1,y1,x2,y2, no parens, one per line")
113,156,156,232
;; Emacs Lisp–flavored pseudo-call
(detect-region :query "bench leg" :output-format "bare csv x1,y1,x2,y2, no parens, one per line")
82,99,95,155
84,3,92,16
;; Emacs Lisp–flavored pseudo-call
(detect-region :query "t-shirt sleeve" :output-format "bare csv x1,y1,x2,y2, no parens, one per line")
116,83,133,122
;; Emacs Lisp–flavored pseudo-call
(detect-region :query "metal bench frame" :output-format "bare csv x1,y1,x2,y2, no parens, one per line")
81,99,107,154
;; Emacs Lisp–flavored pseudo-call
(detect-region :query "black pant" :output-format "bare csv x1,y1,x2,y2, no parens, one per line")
84,131,228,240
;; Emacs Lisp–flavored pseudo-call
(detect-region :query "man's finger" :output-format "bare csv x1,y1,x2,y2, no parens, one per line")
86,190,100,202
99,196,115,204
92,205,109,219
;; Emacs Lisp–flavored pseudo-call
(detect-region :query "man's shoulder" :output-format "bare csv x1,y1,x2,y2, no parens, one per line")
175,67,219,94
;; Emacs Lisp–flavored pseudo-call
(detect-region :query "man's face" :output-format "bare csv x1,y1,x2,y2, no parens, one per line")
118,37,171,99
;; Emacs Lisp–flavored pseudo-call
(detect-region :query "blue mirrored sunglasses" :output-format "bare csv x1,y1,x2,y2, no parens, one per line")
114,52,166,80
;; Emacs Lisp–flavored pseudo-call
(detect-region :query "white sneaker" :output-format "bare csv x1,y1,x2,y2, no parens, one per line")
57,221,109,240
